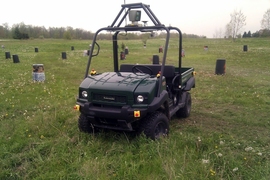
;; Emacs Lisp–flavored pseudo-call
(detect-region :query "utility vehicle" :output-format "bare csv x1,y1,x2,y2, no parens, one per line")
74,3,195,140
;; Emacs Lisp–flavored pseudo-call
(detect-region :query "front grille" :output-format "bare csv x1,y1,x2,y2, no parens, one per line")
93,93,127,104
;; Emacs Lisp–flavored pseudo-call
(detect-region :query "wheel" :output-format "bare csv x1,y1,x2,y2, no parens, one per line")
139,112,169,140
176,92,191,118
78,113,95,133
132,65,153,75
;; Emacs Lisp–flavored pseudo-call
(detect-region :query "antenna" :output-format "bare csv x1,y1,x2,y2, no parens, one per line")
142,21,148,26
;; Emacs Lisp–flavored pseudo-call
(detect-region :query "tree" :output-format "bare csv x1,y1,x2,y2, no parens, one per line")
2,23,10,38
63,31,71,40
225,23,232,38
252,31,260,37
13,26,21,39
213,27,223,38
226,10,246,41
261,9,270,30
247,31,251,37
261,29,270,37
242,31,247,38
0,26,4,38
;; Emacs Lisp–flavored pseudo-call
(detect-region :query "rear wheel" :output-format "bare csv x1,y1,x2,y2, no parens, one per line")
78,113,94,133
139,112,169,140
176,92,191,118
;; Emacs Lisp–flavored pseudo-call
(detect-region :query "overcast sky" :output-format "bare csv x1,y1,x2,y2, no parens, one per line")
1,0,269,38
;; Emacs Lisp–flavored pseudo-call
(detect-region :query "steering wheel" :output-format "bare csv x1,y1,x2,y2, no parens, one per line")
132,65,154,75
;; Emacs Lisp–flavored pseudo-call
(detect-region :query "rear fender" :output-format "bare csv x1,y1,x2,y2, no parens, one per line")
184,77,195,91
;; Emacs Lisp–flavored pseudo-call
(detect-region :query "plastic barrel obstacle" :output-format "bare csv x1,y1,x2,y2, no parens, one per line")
5,52,11,59
35,47,38,52
71,46,74,50
215,59,226,75
120,52,125,60
124,47,129,55
62,52,67,59
32,64,45,81
159,46,163,53
152,55,159,64
12,54,20,63
243,45,248,52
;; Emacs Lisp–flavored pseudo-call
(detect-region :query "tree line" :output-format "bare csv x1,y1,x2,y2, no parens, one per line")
214,8,270,40
0,22,205,40
1,8,269,40
0,22,94,40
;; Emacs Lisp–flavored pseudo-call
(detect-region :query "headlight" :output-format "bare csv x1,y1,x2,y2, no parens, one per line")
136,95,144,103
82,91,88,98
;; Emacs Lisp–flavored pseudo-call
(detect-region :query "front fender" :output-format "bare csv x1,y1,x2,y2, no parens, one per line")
148,90,169,112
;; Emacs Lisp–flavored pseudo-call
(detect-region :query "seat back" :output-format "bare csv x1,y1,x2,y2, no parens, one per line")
120,64,175,78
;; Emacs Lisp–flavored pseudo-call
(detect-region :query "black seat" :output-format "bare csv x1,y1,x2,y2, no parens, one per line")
120,64,175,78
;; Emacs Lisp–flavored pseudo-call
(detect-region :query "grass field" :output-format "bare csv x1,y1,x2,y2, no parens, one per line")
0,37,269,179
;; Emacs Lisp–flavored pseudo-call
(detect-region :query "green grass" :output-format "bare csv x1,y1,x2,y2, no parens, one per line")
0,37,269,179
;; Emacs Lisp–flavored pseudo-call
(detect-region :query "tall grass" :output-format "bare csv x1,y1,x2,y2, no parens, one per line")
0,38,269,179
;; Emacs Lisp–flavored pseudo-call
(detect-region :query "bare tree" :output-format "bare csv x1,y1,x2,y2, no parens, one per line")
213,28,223,38
261,9,270,30
225,23,232,38
226,10,246,41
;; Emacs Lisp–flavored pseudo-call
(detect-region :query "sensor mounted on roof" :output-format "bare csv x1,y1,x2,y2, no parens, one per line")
129,10,141,23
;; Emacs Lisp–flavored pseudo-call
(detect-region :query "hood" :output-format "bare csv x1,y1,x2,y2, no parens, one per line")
80,72,151,92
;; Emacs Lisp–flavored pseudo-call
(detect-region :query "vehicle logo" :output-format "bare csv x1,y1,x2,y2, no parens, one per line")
103,96,115,101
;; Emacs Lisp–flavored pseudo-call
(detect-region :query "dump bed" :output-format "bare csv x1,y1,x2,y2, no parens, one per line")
119,64,194,87
176,67,195,86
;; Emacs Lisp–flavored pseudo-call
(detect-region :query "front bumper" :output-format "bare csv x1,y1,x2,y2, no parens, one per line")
75,90,168,131
78,102,148,122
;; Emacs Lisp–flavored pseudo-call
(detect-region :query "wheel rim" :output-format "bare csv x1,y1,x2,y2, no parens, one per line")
154,122,167,139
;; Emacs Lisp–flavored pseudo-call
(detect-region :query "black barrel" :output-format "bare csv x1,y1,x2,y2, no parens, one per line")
62,52,67,59
215,59,226,75
124,48,129,55
152,55,159,64
71,46,74,51
5,52,11,59
35,47,38,52
12,54,20,63
243,45,248,52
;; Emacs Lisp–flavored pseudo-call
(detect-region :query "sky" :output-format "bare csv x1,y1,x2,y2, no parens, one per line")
1,0,269,38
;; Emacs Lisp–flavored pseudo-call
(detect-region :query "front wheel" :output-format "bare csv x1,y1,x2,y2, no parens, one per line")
78,113,95,133
139,112,169,140
176,92,191,118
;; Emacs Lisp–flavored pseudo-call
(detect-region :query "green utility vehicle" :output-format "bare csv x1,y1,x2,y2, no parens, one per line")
75,3,195,140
